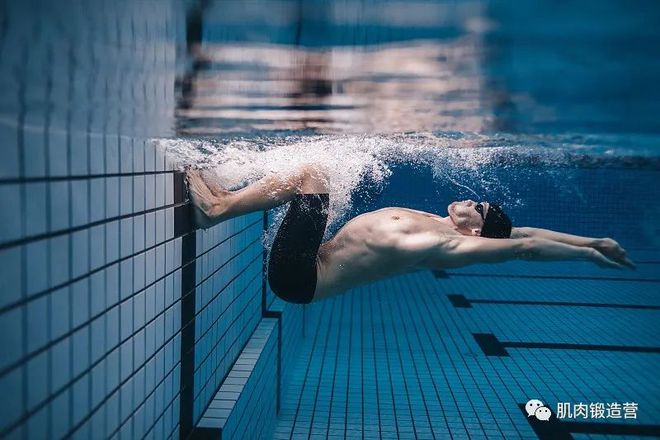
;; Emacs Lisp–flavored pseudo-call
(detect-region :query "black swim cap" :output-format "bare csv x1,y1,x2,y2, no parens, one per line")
480,204,512,238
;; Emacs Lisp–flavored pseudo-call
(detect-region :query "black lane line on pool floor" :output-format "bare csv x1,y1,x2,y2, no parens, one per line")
447,294,660,310
432,270,660,283
517,404,660,439
473,333,660,357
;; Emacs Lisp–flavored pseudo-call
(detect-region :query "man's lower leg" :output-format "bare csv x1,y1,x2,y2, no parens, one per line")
188,164,328,225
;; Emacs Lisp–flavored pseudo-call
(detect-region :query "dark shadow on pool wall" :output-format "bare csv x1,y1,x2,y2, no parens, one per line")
175,2,315,440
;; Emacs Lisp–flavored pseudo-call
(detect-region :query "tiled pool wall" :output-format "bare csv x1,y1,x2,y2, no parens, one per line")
0,1,306,439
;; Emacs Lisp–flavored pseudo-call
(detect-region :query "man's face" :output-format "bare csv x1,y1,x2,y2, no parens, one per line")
447,200,489,236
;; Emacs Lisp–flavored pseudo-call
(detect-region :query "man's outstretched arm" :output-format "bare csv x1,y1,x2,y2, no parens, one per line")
446,236,633,270
510,227,634,269
510,226,597,245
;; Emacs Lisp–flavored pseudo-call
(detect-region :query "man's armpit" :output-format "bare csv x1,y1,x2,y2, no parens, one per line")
509,227,531,239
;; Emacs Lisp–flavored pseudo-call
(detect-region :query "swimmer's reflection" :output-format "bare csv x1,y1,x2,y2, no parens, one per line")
287,0,334,128
289,51,333,99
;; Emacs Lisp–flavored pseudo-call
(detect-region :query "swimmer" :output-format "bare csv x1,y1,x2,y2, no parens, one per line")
186,165,635,304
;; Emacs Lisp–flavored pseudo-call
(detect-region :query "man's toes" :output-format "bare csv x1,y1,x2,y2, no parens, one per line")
187,171,215,199
201,169,222,184
200,169,225,196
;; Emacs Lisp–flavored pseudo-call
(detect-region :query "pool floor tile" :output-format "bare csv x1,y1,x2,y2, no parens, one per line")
274,268,660,439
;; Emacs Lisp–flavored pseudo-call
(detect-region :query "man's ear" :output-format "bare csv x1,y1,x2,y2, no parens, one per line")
471,228,481,236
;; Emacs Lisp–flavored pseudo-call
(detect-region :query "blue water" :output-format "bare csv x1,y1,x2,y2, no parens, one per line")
172,0,660,245
171,1,660,439
1,0,658,438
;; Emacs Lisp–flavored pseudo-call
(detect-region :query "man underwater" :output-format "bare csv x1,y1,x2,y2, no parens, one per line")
186,165,635,304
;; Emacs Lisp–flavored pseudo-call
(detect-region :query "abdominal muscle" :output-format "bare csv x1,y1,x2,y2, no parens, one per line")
312,208,457,300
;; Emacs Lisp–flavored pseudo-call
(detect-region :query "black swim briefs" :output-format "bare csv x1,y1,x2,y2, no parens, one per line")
267,193,330,304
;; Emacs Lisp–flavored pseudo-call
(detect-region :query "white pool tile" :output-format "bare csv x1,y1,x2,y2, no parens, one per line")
25,239,48,296
71,229,90,279
0,246,23,307
70,179,89,227
0,184,22,243
0,123,20,179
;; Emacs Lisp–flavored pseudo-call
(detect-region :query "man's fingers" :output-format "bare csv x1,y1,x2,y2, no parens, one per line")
595,240,634,270
593,250,624,270
611,253,636,270
621,256,636,270
604,259,624,270
603,259,623,270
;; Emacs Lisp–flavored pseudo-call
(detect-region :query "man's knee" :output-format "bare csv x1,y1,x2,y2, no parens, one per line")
298,164,328,193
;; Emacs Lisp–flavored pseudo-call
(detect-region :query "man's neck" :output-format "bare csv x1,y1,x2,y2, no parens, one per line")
437,215,457,228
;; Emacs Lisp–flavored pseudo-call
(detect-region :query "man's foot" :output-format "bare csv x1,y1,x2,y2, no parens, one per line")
186,168,230,229
200,169,232,199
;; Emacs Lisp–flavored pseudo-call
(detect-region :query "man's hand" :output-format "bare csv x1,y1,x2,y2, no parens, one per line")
587,248,627,270
593,238,636,269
